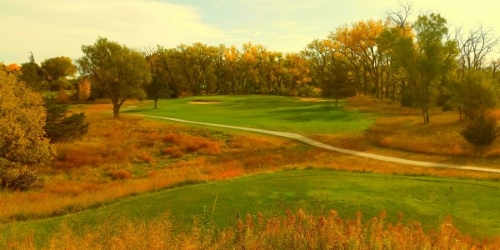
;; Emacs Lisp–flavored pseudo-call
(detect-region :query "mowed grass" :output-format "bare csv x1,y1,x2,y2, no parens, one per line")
127,95,374,134
4,169,500,247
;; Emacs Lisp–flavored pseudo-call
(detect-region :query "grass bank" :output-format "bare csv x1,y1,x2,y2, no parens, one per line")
4,169,500,247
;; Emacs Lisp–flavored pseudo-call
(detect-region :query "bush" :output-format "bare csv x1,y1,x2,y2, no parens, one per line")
55,89,70,104
460,108,500,148
0,165,43,191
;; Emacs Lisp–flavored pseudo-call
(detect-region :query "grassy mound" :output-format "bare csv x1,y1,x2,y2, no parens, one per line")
4,169,500,246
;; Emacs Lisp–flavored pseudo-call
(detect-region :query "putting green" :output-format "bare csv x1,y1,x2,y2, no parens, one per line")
126,95,374,134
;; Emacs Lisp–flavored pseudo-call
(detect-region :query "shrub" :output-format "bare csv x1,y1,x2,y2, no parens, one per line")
460,108,500,148
55,89,70,104
0,166,43,191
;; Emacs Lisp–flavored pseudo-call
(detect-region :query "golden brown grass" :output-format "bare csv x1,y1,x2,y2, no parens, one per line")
4,210,500,250
346,96,500,160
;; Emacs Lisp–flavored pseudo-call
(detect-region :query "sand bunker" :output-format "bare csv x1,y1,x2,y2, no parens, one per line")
299,98,326,102
188,100,221,104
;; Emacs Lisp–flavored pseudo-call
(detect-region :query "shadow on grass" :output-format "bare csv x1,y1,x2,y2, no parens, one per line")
268,105,373,122
123,107,156,113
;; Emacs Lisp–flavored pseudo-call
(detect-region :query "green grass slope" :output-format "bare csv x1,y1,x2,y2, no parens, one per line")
5,170,500,246
126,95,373,134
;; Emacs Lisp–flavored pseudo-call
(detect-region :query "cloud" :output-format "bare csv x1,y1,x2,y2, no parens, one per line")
0,0,227,63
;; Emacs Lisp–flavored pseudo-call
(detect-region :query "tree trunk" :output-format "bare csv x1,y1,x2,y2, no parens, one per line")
154,98,158,109
422,106,430,124
113,105,120,119
363,68,368,96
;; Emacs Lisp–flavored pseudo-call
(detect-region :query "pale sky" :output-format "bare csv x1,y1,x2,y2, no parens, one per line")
1,0,499,65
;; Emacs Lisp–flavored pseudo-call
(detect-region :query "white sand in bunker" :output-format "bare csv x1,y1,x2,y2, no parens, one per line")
188,100,222,104
299,98,326,102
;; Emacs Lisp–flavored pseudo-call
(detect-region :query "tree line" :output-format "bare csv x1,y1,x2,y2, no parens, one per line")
9,6,499,123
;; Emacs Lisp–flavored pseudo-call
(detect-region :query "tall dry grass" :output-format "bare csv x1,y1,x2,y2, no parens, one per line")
347,97,500,158
3,210,500,249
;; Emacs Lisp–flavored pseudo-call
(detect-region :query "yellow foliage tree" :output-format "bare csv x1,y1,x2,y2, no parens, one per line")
0,68,54,166
78,78,91,102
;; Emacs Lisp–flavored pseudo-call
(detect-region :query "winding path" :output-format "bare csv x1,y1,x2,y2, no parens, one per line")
134,114,500,174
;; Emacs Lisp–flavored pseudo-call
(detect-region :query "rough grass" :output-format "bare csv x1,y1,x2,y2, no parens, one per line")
3,210,500,249
347,97,500,160
3,169,500,247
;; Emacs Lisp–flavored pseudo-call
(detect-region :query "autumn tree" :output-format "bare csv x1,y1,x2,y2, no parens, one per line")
170,43,219,95
213,44,232,94
6,63,21,74
303,39,332,91
77,37,152,118
223,45,244,94
77,78,92,102
266,51,286,94
284,53,312,96
332,19,386,98
0,67,53,167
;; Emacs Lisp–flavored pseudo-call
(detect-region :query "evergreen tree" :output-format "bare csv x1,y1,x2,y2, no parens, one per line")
43,98,89,143
460,108,499,148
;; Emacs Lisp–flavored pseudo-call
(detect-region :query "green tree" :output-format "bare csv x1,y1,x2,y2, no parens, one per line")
19,52,46,91
395,13,458,124
303,39,354,106
41,56,76,91
0,67,53,167
451,70,497,120
321,59,355,106
142,46,172,109
145,70,171,109
43,98,89,142
77,37,152,118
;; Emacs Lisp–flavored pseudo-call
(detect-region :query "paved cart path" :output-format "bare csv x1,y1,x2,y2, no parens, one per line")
134,114,500,174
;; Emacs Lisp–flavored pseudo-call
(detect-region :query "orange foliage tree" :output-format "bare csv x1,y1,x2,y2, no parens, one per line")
331,19,386,98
